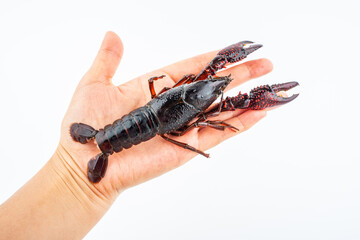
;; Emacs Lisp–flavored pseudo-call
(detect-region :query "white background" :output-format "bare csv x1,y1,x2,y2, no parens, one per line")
0,0,359,239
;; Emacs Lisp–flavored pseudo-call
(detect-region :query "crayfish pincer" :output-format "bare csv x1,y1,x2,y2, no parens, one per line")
70,41,299,183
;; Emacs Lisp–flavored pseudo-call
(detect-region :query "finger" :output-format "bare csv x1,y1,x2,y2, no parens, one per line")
198,110,267,150
219,58,273,92
83,31,124,85
206,109,247,122
161,46,272,86
161,50,218,80
160,58,272,94
134,58,272,101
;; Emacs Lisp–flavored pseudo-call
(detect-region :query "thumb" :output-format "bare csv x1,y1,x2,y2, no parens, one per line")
83,31,124,85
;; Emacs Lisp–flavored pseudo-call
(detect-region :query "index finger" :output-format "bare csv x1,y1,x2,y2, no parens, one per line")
160,50,273,91
161,50,218,80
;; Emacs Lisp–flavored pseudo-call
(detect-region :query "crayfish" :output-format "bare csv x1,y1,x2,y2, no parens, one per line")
70,41,299,183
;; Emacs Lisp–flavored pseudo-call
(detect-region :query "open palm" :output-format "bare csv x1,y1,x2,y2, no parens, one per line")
58,32,273,198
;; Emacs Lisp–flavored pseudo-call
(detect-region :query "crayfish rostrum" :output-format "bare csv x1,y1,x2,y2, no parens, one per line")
70,41,299,183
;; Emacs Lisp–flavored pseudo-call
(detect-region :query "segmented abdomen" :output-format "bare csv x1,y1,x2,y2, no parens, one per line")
95,106,159,154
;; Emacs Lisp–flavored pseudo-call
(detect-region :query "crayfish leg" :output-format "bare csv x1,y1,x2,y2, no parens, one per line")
148,74,198,98
148,75,166,99
169,119,238,137
161,135,210,158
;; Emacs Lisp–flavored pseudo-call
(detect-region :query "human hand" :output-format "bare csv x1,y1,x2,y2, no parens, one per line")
57,31,273,202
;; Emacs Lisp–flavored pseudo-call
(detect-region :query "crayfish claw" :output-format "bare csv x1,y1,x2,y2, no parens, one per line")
271,81,299,93
243,44,263,56
248,81,299,110
217,41,263,64
194,41,262,81
238,40,254,45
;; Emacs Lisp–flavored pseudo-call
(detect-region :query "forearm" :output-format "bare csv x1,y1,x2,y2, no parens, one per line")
0,146,112,240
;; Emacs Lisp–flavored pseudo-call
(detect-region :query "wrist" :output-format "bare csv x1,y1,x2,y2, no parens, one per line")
50,144,114,212
0,145,115,239
31,145,114,238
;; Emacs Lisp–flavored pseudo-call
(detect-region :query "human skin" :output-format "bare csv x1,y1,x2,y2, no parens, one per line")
0,32,273,239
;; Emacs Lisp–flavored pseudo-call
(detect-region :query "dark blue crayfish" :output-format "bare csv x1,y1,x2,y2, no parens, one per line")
70,41,299,183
